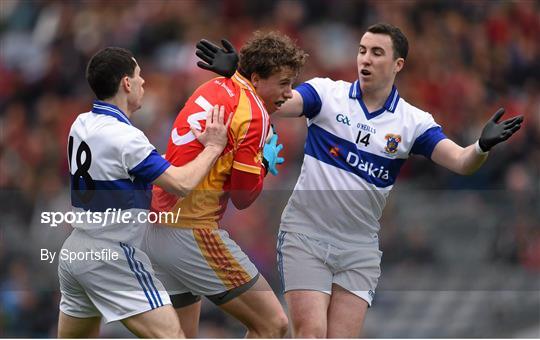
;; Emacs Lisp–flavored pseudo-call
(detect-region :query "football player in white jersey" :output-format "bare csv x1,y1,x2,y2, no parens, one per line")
58,47,229,338
197,23,523,337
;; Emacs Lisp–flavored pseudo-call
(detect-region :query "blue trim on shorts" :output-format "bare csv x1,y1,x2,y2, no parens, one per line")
276,231,287,293
119,242,154,309
133,250,164,307
119,242,163,309
129,246,162,308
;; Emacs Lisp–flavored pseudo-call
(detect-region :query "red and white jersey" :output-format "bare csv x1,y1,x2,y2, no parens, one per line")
151,72,270,229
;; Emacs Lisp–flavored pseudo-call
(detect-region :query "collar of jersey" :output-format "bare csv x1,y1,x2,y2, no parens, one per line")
349,80,400,120
91,100,132,125
232,71,258,94
232,71,270,121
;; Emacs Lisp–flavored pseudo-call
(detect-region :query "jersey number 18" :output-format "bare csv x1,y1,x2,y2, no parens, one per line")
68,136,95,203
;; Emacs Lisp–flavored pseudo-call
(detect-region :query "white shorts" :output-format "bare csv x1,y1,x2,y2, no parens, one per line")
144,225,259,305
276,231,381,306
58,229,171,323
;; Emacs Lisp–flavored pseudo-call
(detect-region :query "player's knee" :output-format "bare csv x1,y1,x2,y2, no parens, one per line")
175,328,186,338
164,321,185,338
252,312,288,338
274,312,289,337
295,329,326,338
172,322,186,338
152,322,185,338
294,321,326,338
136,316,184,338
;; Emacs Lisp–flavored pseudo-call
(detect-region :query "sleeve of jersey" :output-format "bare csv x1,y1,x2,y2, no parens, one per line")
229,168,264,209
295,77,332,119
410,114,448,160
123,129,171,182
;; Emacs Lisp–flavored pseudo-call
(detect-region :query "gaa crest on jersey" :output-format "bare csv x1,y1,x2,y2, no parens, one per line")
384,134,401,155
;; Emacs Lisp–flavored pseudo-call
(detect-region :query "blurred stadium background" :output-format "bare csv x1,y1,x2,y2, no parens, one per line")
1,0,539,337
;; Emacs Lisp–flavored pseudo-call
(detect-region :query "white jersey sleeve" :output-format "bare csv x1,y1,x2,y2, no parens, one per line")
407,104,446,158
295,77,341,121
120,128,171,183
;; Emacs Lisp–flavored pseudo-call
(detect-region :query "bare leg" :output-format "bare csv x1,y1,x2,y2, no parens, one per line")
121,304,185,338
58,312,101,338
175,300,202,338
326,284,368,338
218,275,288,338
284,290,330,338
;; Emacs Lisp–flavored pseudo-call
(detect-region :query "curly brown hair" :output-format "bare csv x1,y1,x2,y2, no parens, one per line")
238,31,307,79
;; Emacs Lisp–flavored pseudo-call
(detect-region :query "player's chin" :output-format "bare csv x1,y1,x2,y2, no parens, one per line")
360,74,373,83
267,103,278,114
273,101,286,112
359,77,376,92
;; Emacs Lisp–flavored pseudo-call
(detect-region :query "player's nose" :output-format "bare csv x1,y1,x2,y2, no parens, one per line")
361,55,372,65
359,52,372,65
283,86,293,99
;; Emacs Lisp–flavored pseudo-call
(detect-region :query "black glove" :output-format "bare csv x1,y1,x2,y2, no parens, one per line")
196,39,239,78
478,108,523,152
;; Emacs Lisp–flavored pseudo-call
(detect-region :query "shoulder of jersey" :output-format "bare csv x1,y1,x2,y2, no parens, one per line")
307,76,338,86
397,97,434,120
307,77,351,93
75,111,146,143
195,77,239,105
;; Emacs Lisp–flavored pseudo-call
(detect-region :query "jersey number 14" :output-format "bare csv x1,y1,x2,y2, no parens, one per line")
355,130,371,147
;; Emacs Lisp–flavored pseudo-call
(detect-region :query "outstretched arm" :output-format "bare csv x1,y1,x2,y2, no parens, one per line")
431,139,488,175
273,90,304,118
431,108,523,175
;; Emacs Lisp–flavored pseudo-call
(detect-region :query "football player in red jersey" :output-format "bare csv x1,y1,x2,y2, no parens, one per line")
145,32,307,337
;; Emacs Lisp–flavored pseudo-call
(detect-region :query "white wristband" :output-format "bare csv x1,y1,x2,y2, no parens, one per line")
475,140,489,155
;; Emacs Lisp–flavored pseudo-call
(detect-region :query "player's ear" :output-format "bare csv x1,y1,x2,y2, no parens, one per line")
394,58,404,74
250,73,260,87
121,76,131,93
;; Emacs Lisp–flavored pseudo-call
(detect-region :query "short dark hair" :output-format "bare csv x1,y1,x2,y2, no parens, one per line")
238,31,307,79
86,47,137,100
367,23,408,60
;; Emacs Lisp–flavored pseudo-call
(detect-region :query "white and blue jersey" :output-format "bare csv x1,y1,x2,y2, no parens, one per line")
59,100,171,321
68,100,170,245
280,78,447,245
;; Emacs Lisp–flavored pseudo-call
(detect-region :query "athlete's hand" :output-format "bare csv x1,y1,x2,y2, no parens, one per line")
196,39,238,78
192,105,231,152
262,126,284,176
478,108,524,152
